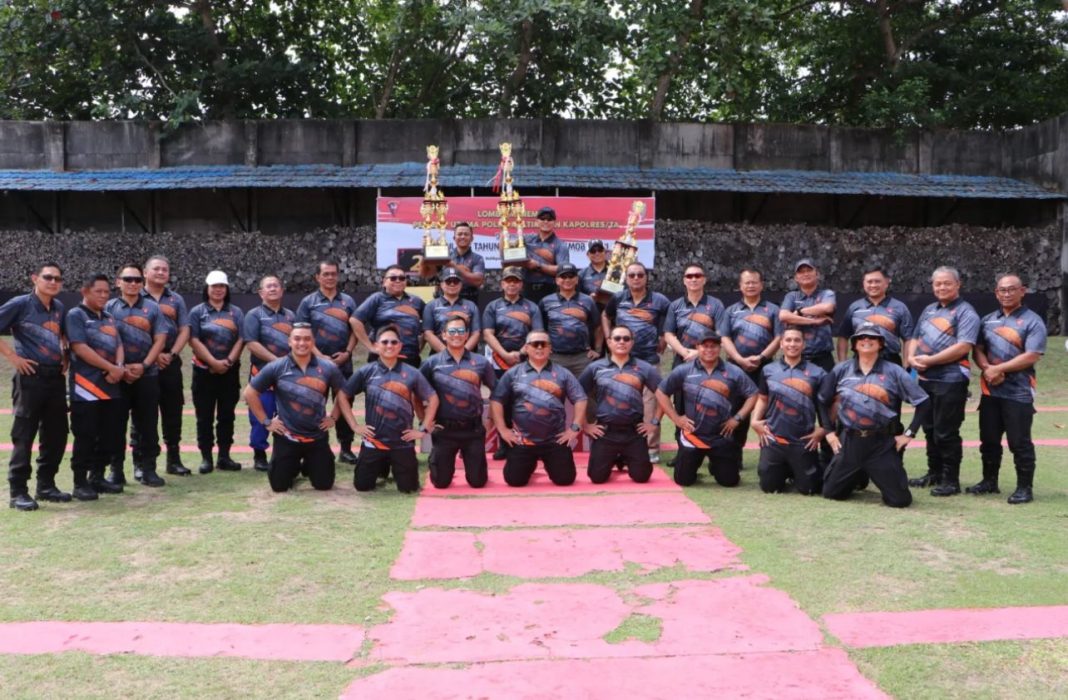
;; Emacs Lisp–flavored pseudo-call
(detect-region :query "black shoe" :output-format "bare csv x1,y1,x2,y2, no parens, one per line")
138,470,166,487
338,449,358,465
35,485,72,503
965,480,1000,495
91,478,124,495
216,456,242,471
931,482,961,497
492,446,507,461
199,458,214,474
9,493,39,511
133,465,144,481
1007,487,1033,505
908,472,940,488
166,456,191,475
106,469,126,486
72,485,99,501
253,449,269,472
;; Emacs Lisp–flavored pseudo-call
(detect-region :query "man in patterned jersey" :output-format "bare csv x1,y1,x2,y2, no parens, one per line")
655,330,758,488
579,325,663,483
353,265,426,369
523,206,571,302
539,262,601,383
836,265,914,365
448,222,485,304
66,274,126,502
106,263,168,488
296,260,358,464
905,266,981,496
141,255,192,476
579,239,608,307
420,316,497,488
342,325,439,494
779,259,836,372
970,273,1047,504
243,275,295,472
750,328,827,495
491,330,587,487
423,267,481,353
820,322,929,508
0,262,70,510
245,323,350,492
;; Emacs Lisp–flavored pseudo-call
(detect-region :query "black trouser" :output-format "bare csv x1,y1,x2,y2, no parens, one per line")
329,361,355,452
269,436,335,492
979,395,1036,489
8,369,68,495
758,441,820,494
70,400,123,487
729,364,765,452
673,437,742,487
159,356,184,451
525,282,557,304
504,443,576,486
429,422,488,489
919,379,968,484
354,445,420,493
588,425,652,483
115,374,161,470
805,351,835,373
822,431,911,508
192,364,241,454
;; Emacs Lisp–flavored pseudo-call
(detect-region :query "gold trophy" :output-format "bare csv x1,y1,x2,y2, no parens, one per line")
599,200,644,298
421,145,451,263
495,143,528,263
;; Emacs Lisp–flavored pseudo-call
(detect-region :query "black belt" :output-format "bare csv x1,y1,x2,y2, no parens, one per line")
845,426,895,438
604,422,641,431
439,419,480,430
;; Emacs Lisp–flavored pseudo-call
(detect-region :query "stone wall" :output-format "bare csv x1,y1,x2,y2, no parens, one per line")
1,221,1060,332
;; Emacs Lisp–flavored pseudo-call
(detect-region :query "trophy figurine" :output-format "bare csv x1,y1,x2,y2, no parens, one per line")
496,142,528,263
598,200,645,298
421,145,451,264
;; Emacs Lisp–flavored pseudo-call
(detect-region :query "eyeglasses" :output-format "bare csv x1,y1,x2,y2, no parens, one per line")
610,335,633,342
378,338,401,346
385,275,406,282
684,273,705,280
39,274,63,282
445,328,468,336
528,340,550,349
120,276,144,284
589,248,605,253
558,274,577,280
627,272,646,279
996,286,1021,294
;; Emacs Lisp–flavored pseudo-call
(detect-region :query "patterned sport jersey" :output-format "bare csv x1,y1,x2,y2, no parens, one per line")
578,356,662,425
354,292,426,362
912,298,981,383
757,359,826,445
659,359,757,448
491,361,586,446
242,304,296,373
106,296,165,376
420,349,497,422
66,305,121,402
343,360,434,450
189,303,244,367
818,359,928,431
977,306,1047,403
250,354,343,441
0,293,66,366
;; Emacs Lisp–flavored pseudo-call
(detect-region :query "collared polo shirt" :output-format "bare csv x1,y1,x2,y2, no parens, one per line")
242,304,296,374
354,291,426,362
524,232,570,286
912,297,981,383
295,289,357,358
450,246,486,299
539,292,600,354
342,360,434,450
482,295,542,358
838,296,915,356
423,296,481,336
819,358,928,431
420,349,496,422
250,354,343,441
722,298,782,359
189,302,244,368
491,360,586,446
604,290,671,363
978,306,1047,403
579,264,607,297
66,304,120,402
142,286,189,351
578,356,662,425
106,295,165,376
757,359,826,445
665,293,728,349
0,292,65,366
781,287,837,357
659,359,757,448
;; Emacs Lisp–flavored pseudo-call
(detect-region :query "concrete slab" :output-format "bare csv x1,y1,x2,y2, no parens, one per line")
824,605,1068,648
422,464,680,496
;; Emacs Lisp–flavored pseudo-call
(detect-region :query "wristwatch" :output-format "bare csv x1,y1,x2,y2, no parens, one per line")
650,418,661,426
570,423,581,432
903,428,915,438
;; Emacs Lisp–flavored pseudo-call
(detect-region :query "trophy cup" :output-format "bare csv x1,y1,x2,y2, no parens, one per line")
421,145,451,264
495,143,528,263
598,200,645,299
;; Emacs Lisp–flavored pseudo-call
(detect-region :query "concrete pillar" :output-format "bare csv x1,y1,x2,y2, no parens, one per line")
147,122,161,169
917,131,933,174
244,121,259,166
44,122,66,171
828,128,842,172
342,121,356,167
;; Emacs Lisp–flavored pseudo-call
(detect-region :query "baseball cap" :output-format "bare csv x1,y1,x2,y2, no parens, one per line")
441,267,461,281
850,321,885,343
556,262,579,277
696,329,722,344
536,206,557,221
587,239,605,252
794,258,817,272
501,266,524,281
205,270,229,286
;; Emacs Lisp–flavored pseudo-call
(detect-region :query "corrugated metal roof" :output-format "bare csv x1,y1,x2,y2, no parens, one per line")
0,163,1061,199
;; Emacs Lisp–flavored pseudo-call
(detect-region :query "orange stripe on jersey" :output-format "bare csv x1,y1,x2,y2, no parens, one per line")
365,437,390,451
74,373,111,400
683,432,711,449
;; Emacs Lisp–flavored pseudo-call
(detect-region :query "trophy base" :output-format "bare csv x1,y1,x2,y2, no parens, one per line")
423,246,451,263
600,279,626,297
502,248,529,263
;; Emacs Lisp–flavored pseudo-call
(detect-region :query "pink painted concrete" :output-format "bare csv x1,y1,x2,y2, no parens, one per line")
421,464,680,496
0,621,364,662
411,492,710,528
824,605,1068,648
390,526,741,580
343,649,889,699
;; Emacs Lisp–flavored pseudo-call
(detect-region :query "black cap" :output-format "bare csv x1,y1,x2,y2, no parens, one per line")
696,329,722,344
587,239,605,252
794,258,817,272
556,262,579,277
441,267,461,281
850,321,886,343
536,206,557,221
501,266,524,281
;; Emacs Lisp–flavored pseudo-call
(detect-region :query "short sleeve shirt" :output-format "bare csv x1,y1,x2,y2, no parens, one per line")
419,349,496,422
106,296,165,377
354,292,426,363
722,298,782,359
664,294,729,349
579,356,662,426
524,232,570,286
819,358,928,431
295,290,356,359
142,287,189,351
539,292,600,354
579,265,607,297
757,359,826,445
189,302,244,367
659,360,757,448
491,361,586,446
342,360,434,450
837,296,915,356
250,354,343,441
450,246,486,299
781,288,837,357
604,291,671,363
977,306,1047,403
912,298,981,383
0,293,65,366
482,296,543,363
242,304,296,374
423,297,481,336
66,305,121,402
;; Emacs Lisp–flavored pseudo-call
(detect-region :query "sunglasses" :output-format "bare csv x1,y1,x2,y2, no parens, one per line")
557,273,577,280
443,278,462,284
527,340,550,349
684,273,705,280
379,338,401,346
611,335,633,342
120,276,144,284
385,275,406,282
627,272,646,279
445,327,468,336
39,274,63,282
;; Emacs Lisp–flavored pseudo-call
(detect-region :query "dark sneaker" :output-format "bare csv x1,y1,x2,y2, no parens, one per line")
9,493,39,511
338,450,358,465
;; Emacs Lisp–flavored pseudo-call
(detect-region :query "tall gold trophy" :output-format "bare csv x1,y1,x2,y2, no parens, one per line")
599,200,645,298
495,143,528,263
421,145,451,263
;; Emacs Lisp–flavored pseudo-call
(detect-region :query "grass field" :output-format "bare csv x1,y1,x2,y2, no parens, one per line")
0,341,1065,698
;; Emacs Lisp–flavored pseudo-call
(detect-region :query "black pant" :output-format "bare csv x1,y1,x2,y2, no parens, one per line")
588,426,652,483
70,400,123,486
805,351,835,373
758,441,820,494
730,364,765,451
979,395,1036,489
8,370,68,495
504,443,576,486
429,423,488,488
354,445,420,493
919,380,968,483
158,356,185,450
525,282,557,304
192,364,241,454
822,432,911,507
115,374,161,470
674,438,742,487
332,362,355,451
269,436,335,492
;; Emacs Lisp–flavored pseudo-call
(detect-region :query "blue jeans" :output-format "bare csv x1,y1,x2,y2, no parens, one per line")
248,388,276,451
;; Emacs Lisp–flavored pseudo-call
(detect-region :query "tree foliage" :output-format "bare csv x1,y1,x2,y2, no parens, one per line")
1,0,1066,129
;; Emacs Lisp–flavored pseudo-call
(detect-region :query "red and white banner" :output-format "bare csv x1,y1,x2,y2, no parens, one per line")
375,196,655,271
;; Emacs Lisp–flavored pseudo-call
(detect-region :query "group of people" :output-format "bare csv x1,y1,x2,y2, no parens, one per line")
1,207,1049,510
